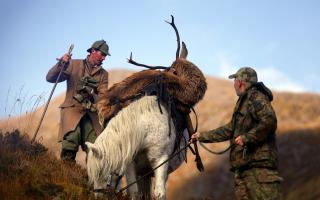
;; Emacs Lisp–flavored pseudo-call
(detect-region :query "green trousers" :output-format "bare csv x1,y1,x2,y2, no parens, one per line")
61,114,97,159
234,168,283,200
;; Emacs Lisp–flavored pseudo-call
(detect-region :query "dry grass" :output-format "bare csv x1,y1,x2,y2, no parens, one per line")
0,130,129,200
0,129,91,199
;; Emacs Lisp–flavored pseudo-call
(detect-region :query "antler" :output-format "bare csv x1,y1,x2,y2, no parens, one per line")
165,15,181,59
128,15,183,69
127,52,168,70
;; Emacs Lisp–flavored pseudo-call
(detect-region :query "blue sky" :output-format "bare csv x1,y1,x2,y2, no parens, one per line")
0,0,319,117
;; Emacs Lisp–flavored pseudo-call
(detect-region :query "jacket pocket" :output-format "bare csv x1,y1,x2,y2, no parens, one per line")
253,149,270,161
255,168,283,183
230,145,250,168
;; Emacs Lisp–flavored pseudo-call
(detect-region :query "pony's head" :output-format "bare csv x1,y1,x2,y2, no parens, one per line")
86,142,109,197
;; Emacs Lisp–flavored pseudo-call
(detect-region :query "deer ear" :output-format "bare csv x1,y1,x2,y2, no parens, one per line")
179,41,188,59
86,142,102,158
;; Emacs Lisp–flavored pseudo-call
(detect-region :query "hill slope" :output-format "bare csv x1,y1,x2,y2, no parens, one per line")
1,69,320,199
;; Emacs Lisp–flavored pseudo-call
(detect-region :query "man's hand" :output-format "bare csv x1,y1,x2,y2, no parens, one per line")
60,53,72,63
191,132,200,143
235,135,244,146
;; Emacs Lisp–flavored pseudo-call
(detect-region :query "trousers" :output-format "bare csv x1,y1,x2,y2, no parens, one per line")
61,114,97,161
234,168,283,200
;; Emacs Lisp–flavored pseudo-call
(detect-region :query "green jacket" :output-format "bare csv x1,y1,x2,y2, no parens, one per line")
199,83,278,171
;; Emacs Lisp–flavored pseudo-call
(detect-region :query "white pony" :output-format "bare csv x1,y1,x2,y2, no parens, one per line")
86,16,206,199
86,95,188,199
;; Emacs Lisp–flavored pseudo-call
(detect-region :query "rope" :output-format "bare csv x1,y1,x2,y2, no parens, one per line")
199,142,234,155
93,141,231,198
190,107,198,132
189,107,233,155
115,141,192,195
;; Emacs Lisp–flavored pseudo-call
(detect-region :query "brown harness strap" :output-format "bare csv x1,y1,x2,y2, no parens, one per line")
185,114,204,172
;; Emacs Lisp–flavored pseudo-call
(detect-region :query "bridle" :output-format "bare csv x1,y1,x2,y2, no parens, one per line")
92,141,193,199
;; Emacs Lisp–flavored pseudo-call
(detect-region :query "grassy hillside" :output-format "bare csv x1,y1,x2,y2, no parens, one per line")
0,130,92,199
1,69,320,199
0,130,128,199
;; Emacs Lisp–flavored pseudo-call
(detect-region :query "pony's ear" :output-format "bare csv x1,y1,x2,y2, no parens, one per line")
86,142,102,158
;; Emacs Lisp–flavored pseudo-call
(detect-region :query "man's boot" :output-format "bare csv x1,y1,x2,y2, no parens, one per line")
60,149,77,163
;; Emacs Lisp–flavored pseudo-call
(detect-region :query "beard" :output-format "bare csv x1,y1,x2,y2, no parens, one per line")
96,60,103,66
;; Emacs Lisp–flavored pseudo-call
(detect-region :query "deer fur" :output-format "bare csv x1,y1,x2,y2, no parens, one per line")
97,58,207,124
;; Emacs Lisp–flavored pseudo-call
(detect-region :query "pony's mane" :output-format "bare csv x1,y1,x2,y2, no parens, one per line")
87,96,169,183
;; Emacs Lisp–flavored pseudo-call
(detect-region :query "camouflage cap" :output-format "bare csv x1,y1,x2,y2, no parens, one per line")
228,67,258,83
87,39,111,56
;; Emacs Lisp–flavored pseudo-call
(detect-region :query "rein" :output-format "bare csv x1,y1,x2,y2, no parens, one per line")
199,142,234,155
191,107,198,132
115,141,192,195
93,141,231,197
190,104,233,155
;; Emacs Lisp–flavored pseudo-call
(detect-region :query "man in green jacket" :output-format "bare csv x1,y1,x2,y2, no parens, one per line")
192,67,282,200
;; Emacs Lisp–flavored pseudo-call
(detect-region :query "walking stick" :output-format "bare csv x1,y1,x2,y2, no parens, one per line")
31,44,74,143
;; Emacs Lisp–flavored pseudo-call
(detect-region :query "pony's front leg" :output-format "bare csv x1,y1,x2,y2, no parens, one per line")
153,155,169,200
125,162,139,199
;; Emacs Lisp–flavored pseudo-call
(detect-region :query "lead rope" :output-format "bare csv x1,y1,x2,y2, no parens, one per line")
199,142,234,155
187,107,204,172
115,141,192,196
188,107,231,161
191,107,198,132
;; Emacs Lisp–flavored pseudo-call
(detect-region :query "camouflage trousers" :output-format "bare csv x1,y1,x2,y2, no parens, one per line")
234,168,283,200
61,114,97,154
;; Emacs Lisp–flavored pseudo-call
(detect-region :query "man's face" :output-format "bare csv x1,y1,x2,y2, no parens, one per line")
91,49,106,66
234,79,243,96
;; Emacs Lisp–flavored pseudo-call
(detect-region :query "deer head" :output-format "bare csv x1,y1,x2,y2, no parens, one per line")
128,15,207,108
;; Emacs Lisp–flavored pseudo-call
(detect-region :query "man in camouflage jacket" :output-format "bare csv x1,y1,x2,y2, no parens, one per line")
192,67,283,200
46,40,109,162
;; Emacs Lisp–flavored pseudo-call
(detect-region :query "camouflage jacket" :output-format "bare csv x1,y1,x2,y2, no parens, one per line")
198,83,278,171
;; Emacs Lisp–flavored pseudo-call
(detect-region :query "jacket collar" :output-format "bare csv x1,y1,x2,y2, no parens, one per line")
84,58,102,76
244,82,273,101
